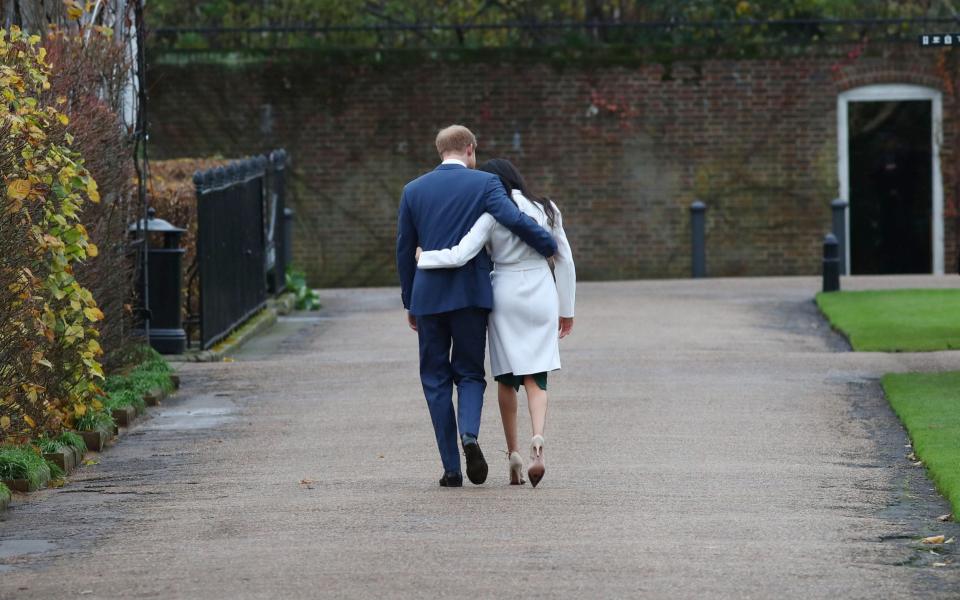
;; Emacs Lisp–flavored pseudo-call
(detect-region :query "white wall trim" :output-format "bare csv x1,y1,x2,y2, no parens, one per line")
837,84,944,275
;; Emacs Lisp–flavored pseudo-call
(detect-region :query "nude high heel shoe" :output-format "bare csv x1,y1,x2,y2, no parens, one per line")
508,451,525,485
528,435,545,488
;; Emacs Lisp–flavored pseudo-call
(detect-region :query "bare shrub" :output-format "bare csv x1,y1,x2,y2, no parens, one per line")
43,32,137,371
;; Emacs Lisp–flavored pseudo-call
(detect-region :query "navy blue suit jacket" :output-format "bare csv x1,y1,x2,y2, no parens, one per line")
397,163,557,316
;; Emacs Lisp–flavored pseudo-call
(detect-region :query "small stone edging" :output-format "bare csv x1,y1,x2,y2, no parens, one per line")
2,288,289,509
0,374,180,511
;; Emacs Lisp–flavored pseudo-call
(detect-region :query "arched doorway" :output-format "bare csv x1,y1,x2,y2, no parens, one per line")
837,84,944,275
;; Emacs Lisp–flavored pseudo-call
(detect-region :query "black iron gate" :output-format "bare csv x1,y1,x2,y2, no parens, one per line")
193,158,268,350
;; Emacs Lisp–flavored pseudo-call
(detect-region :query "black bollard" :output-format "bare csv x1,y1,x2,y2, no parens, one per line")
690,200,706,278
830,198,848,275
822,233,840,293
283,207,295,269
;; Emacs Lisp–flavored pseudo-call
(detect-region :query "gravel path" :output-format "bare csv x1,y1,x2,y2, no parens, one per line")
1,276,959,599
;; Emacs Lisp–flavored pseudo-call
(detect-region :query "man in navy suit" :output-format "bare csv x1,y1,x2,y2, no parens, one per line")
397,125,557,487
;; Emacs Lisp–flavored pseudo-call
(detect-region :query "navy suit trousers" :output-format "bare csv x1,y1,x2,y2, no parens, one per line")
416,307,488,474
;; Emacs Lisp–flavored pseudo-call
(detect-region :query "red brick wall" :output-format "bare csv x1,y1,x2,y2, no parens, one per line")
147,46,958,287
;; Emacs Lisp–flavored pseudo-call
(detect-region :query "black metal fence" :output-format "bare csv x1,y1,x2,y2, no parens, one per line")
151,17,960,50
191,150,289,350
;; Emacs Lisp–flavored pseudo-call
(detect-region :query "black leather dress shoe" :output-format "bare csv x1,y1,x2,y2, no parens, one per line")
439,471,463,487
462,438,488,485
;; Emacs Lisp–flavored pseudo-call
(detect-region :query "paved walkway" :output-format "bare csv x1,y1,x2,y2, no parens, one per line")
2,276,959,599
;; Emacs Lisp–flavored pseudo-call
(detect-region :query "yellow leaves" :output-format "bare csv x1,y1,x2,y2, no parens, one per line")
7,178,31,201
79,288,96,307
86,178,100,203
64,323,85,343
42,233,64,250
64,1,84,20
923,535,946,544
2,19,108,442
32,351,52,369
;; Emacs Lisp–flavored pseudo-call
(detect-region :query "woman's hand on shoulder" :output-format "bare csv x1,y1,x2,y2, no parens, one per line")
559,317,574,339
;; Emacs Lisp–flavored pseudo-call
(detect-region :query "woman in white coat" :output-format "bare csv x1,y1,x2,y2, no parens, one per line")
417,159,576,487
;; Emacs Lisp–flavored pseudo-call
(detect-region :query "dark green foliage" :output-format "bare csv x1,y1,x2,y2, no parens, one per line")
286,267,321,311
74,410,116,433
148,0,943,50
36,436,64,454
0,446,51,489
56,431,87,454
103,389,145,412
44,458,65,479
37,431,87,454
149,1,938,29
103,345,175,400
0,481,10,502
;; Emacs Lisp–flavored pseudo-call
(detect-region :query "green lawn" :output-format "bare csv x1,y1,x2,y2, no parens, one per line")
883,372,960,516
816,289,960,352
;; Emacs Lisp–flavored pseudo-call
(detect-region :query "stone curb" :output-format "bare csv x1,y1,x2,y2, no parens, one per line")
271,292,297,316
167,306,279,363
0,369,181,512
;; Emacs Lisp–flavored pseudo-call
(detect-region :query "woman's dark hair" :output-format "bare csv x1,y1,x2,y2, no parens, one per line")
479,158,557,228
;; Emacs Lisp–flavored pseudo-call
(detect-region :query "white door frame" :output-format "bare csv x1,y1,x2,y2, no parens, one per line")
837,84,944,275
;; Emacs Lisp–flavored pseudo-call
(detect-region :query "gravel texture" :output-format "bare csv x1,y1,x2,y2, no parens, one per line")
1,276,959,599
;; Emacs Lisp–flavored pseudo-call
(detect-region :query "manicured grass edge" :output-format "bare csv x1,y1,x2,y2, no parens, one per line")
882,372,960,517
813,292,853,348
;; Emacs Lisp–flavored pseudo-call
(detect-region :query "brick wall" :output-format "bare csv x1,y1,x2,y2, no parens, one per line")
147,45,958,287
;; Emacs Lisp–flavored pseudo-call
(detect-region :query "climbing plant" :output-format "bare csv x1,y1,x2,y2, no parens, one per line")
0,26,105,443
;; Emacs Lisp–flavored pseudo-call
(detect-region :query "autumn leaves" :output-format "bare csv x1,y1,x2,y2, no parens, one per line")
1,27,106,443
